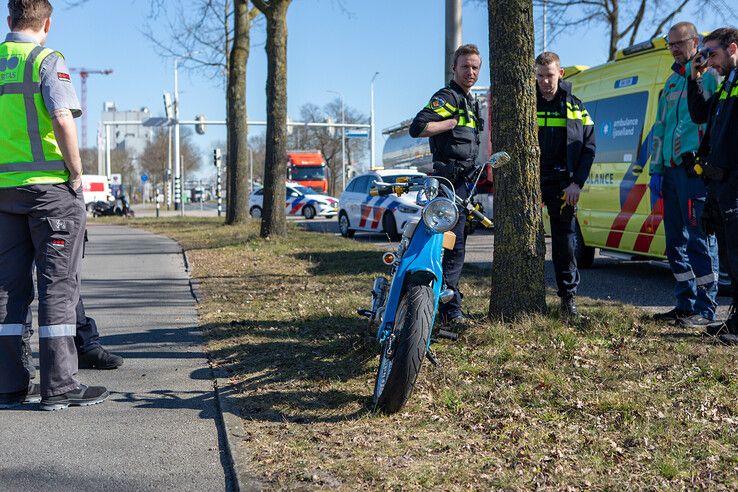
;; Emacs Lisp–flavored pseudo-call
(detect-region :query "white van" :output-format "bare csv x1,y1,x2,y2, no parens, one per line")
81,175,112,209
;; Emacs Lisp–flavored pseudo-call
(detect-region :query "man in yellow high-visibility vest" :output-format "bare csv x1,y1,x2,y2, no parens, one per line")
0,0,108,410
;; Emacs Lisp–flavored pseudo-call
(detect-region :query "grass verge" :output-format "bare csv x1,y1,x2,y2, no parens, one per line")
105,217,738,490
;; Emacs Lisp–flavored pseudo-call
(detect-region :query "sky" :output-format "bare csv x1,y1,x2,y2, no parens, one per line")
36,0,737,181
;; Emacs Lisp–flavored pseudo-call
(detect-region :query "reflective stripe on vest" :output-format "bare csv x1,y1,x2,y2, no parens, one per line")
718,82,738,100
566,101,594,126
426,99,477,128
537,110,567,127
0,42,68,187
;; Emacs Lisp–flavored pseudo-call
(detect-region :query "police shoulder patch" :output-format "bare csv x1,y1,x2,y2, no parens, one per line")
430,95,446,109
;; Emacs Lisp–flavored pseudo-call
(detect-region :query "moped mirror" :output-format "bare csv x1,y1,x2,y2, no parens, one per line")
416,177,439,206
487,151,511,169
423,177,439,200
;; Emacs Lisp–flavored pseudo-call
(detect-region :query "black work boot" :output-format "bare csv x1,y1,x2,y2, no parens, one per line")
679,314,723,330
560,296,581,320
0,383,41,409
78,346,124,370
652,307,691,325
40,384,109,411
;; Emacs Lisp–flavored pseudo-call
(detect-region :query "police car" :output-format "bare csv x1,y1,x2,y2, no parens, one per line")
338,169,425,240
249,183,338,219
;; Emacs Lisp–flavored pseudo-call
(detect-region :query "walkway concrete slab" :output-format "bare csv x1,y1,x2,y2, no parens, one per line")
0,225,229,491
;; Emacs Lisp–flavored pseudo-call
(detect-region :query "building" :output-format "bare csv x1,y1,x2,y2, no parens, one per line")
100,102,154,157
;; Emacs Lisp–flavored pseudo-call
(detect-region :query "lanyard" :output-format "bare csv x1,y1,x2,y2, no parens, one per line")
716,69,736,119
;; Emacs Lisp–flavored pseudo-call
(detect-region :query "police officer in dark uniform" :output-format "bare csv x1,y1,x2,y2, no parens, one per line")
409,44,483,328
535,52,596,319
686,27,738,342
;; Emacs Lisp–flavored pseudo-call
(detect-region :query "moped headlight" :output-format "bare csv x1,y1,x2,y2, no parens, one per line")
422,198,458,233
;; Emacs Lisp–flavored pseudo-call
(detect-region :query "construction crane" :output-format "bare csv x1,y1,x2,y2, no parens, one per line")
69,67,113,149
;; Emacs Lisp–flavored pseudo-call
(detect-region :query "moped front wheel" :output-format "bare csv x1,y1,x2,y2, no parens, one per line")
373,282,433,414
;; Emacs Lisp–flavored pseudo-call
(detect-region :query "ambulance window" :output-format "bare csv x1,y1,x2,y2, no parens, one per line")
587,91,649,165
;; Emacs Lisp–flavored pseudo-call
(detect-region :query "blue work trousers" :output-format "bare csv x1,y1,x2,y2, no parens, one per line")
662,165,719,319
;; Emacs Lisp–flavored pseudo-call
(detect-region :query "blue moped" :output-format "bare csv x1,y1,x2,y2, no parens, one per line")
360,151,510,413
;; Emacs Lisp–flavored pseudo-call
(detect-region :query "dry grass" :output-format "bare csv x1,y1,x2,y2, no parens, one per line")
117,217,738,490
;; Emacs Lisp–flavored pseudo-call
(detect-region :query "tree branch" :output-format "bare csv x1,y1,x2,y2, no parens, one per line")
251,0,269,13
650,0,691,37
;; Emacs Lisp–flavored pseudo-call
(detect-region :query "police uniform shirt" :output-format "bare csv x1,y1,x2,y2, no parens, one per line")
4,32,82,118
537,89,567,178
409,80,481,166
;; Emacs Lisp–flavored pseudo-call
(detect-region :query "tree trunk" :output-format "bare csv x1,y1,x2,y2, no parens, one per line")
488,0,546,318
259,0,291,238
226,0,251,224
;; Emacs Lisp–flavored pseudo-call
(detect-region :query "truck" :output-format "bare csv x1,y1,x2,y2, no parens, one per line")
381,88,494,218
287,151,329,193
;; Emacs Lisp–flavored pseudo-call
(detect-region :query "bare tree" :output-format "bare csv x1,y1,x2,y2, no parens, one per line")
252,0,293,238
139,0,260,224
227,1,261,224
138,128,201,188
532,0,735,61
488,0,547,318
288,100,368,196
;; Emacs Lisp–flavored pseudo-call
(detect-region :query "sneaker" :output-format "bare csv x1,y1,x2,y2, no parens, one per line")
40,384,109,411
560,296,581,320
679,314,723,329
651,307,691,324
0,383,41,409
78,346,124,370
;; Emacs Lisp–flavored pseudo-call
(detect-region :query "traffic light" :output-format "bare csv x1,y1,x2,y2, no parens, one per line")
195,114,207,135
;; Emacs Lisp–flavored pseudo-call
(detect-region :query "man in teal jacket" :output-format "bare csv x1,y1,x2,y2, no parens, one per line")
650,21,721,328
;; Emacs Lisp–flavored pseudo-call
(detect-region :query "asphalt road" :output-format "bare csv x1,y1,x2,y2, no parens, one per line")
1,225,229,491
298,217,731,317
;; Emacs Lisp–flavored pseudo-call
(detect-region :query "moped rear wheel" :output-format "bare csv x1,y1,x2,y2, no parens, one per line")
373,282,433,414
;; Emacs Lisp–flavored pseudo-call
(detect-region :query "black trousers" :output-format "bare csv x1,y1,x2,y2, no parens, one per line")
713,175,738,305
542,178,580,299
439,180,469,321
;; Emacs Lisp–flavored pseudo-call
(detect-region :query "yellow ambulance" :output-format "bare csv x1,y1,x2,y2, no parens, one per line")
559,35,729,291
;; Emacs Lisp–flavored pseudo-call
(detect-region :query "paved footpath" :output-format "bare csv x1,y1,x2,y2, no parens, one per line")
0,225,231,491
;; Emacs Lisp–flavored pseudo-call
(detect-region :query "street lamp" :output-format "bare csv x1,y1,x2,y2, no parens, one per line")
173,57,182,212
370,72,379,171
172,53,199,215
327,90,346,191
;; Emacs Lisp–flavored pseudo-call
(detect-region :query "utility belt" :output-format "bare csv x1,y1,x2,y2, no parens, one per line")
432,158,477,183
682,151,730,182
541,168,569,186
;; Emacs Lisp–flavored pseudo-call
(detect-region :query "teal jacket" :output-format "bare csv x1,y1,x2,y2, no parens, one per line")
650,61,718,175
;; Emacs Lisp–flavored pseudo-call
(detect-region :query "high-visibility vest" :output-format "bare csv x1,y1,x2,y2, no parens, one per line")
0,41,68,188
